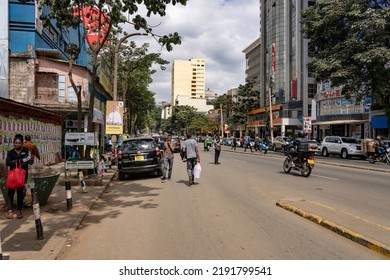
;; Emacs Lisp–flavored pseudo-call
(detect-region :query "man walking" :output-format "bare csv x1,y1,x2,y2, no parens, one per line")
214,134,222,164
183,133,200,186
161,135,174,183
244,135,253,152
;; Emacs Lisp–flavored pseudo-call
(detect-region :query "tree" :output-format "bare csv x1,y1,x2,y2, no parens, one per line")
302,0,390,128
230,78,259,133
36,0,188,155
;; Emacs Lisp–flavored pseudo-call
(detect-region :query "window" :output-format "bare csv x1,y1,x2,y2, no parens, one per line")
58,75,66,102
67,86,77,103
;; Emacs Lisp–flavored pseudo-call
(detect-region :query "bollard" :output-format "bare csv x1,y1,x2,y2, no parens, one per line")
32,187,44,240
0,232,10,260
65,181,73,209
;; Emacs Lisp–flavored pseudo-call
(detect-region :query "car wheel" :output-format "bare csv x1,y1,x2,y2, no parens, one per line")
340,149,348,159
156,168,163,177
321,147,329,157
118,172,126,181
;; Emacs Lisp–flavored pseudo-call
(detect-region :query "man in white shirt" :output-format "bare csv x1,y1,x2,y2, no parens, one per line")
107,105,122,125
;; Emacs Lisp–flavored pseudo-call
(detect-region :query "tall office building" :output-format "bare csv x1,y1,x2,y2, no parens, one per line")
171,58,206,106
256,0,316,137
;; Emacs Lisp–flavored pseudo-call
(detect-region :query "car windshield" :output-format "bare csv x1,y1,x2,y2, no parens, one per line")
122,140,155,150
341,137,359,144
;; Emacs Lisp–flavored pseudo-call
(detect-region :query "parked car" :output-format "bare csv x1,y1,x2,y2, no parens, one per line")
272,136,289,152
320,136,364,159
171,136,181,153
307,140,319,154
117,137,163,180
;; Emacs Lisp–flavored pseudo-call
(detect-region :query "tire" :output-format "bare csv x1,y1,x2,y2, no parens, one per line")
367,154,376,164
118,172,126,180
340,148,349,159
321,147,329,157
386,155,390,165
283,158,292,173
301,162,312,177
156,168,163,177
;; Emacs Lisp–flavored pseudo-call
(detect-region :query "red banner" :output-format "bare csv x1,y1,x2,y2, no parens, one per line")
73,6,110,50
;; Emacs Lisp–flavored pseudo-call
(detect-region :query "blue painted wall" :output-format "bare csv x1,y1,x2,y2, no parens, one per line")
9,0,91,68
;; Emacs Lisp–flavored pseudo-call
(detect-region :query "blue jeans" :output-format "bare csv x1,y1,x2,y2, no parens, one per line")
162,157,174,179
186,157,197,179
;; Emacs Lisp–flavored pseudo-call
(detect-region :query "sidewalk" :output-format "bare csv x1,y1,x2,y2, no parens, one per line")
0,161,117,260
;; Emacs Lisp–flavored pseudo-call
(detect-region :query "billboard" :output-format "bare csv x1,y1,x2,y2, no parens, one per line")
106,101,124,134
303,116,312,134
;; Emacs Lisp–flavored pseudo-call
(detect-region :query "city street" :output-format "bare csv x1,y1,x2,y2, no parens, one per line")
58,145,389,260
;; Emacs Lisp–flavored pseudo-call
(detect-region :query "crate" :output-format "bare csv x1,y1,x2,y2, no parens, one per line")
361,139,376,153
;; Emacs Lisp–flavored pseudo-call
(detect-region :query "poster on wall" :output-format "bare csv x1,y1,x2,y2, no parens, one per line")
0,115,61,165
106,101,124,135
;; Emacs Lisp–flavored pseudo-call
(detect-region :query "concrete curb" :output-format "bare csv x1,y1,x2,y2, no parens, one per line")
276,200,390,258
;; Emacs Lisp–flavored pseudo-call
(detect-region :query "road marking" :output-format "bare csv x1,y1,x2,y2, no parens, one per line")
233,159,247,163
311,174,339,180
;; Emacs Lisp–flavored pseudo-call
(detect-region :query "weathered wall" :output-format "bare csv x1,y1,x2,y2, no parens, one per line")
9,58,35,105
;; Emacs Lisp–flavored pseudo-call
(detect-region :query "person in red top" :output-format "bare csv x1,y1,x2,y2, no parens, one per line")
23,135,40,163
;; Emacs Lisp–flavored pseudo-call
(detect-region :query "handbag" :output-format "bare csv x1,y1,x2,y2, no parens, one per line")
6,160,26,189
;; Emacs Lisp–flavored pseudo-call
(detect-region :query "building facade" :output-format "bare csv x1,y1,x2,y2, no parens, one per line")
7,1,111,150
171,58,206,105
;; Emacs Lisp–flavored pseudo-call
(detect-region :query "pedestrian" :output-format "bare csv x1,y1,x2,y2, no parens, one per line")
161,135,174,183
214,134,222,164
5,134,31,219
231,136,237,151
244,135,253,152
183,133,200,186
23,135,40,164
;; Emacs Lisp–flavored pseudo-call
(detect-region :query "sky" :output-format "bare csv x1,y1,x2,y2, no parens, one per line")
127,0,260,104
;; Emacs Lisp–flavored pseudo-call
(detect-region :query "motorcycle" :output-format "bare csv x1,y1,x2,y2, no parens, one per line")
204,137,213,151
366,147,390,165
283,146,315,177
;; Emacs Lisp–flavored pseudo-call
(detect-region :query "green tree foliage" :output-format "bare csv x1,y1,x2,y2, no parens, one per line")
302,0,390,123
34,0,188,152
230,78,259,130
163,106,210,135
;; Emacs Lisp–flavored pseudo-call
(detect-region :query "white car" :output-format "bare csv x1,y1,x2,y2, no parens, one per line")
320,136,364,159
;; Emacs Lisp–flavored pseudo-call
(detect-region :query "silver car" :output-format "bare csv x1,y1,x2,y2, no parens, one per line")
320,136,364,159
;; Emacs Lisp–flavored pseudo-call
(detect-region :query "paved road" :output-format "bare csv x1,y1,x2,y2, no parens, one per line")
58,145,388,260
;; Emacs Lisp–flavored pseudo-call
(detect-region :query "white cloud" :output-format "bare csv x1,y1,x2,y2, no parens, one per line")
124,0,259,103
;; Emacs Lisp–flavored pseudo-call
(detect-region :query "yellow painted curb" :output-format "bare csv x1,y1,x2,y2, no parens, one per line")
276,200,390,258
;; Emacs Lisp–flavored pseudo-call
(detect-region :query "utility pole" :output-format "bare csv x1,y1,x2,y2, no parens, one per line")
220,103,224,138
269,76,274,143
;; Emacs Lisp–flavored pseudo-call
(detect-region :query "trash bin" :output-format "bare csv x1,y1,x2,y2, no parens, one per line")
0,165,61,206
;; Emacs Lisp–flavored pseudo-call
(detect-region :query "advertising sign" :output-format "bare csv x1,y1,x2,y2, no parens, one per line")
65,132,96,146
65,161,95,170
303,116,312,134
106,101,124,134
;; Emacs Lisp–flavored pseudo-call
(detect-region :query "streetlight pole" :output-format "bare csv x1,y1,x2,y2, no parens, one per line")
269,76,274,143
220,103,224,138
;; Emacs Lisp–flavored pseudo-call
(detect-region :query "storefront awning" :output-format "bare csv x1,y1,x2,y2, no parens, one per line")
312,120,368,126
371,115,388,129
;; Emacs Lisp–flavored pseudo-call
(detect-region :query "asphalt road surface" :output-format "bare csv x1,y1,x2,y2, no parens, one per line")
58,146,389,260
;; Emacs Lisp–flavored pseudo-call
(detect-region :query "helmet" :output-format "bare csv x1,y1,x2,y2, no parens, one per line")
376,136,381,140
297,131,305,138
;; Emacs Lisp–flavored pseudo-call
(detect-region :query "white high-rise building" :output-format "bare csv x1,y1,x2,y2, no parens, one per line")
171,58,206,106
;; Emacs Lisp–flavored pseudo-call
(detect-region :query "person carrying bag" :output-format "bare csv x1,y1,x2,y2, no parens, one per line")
5,134,31,219
6,160,26,189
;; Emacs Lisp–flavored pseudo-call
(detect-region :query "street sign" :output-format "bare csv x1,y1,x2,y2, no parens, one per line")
65,160,95,170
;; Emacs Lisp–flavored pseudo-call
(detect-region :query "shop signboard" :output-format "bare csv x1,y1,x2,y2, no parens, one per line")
64,132,96,146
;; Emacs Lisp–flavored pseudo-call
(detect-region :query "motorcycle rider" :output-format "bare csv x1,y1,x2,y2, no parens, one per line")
290,131,308,167
375,136,384,155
